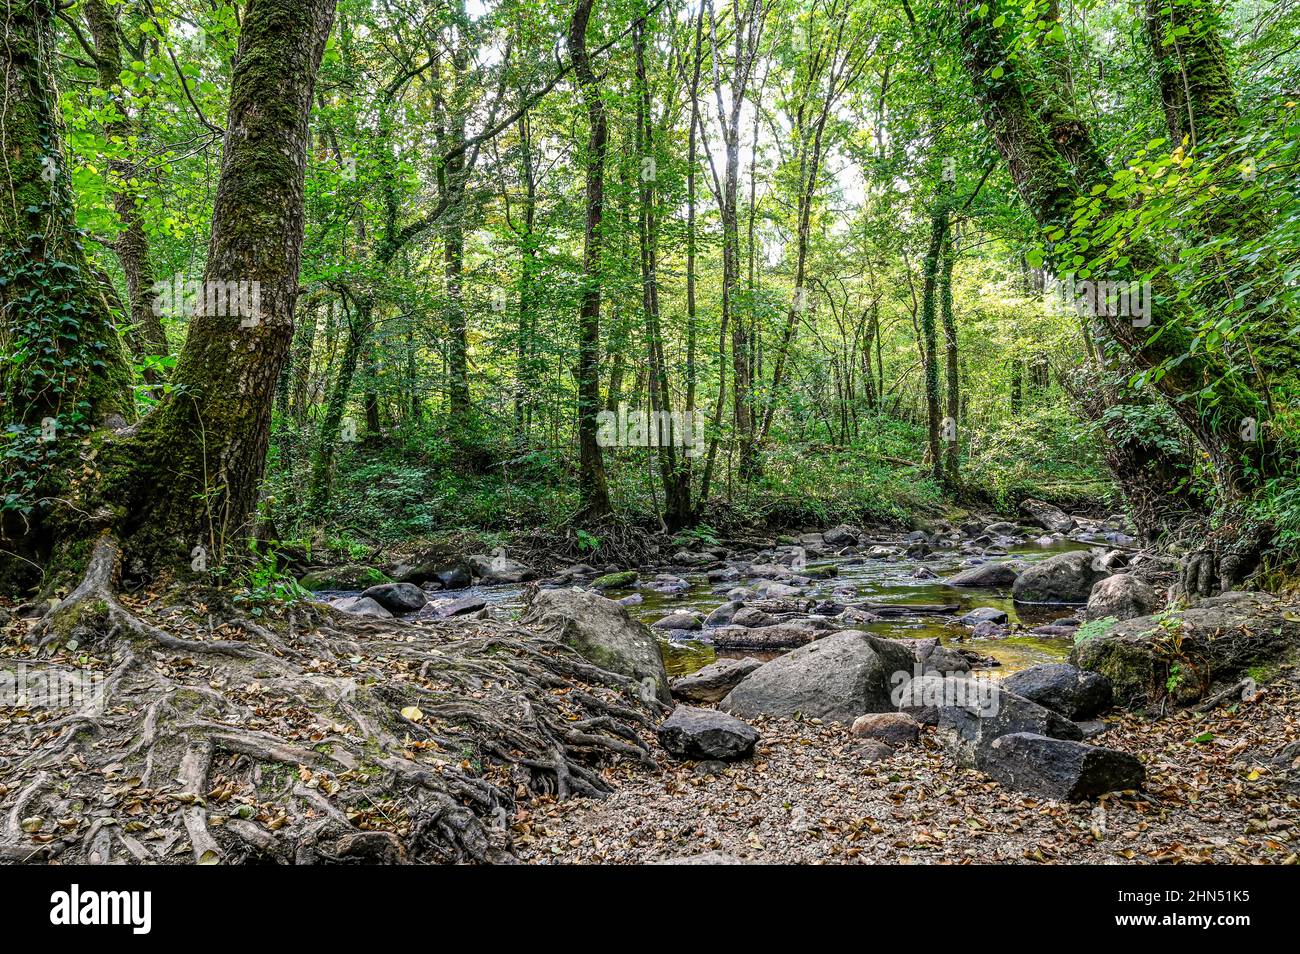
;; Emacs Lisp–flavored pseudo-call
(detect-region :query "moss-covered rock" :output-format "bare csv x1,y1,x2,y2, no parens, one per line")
592,570,638,589
1070,591,1300,707
299,564,392,592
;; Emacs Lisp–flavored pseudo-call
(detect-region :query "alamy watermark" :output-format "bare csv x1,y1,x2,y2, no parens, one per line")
890,666,1000,716
597,402,706,458
1,664,104,713
151,273,263,326
1056,274,1151,327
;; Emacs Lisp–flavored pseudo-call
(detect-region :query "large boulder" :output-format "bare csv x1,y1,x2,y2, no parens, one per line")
981,733,1145,800
1018,498,1075,533
1012,551,1109,604
360,582,428,614
895,673,976,725
934,680,1083,769
1071,591,1300,707
1000,663,1112,720
945,562,1022,588
657,706,759,761
1085,573,1159,621
670,657,764,704
520,588,670,702
299,564,391,592
719,630,915,723
466,554,536,584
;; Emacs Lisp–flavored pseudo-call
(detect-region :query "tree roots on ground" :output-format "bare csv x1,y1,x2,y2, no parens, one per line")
0,536,666,864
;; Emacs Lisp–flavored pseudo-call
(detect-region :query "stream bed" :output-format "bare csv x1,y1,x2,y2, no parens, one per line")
318,535,1096,678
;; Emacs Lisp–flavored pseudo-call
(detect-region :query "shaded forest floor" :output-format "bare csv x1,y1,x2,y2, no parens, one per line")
515,671,1300,865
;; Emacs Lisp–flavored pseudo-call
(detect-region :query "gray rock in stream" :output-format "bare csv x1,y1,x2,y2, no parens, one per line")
720,630,917,723
1018,498,1075,534
466,554,536,584
652,611,702,631
822,524,862,546
945,562,1022,588
1085,573,1159,621
360,582,429,614
671,657,764,704
709,622,823,650
754,580,804,599
703,601,742,626
1013,551,1110,604
959,606,1008,626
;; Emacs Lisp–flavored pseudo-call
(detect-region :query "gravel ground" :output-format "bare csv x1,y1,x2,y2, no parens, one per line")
513,671,1300,865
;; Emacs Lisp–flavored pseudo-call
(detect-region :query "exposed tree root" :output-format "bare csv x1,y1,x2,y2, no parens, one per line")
1181,514,1271,598
0,536,666,864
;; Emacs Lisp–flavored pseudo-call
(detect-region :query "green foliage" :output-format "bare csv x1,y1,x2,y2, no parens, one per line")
1074,615,1118,646
965,404,1113,511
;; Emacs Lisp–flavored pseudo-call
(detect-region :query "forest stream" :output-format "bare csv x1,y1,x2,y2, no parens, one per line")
313,533,1097,676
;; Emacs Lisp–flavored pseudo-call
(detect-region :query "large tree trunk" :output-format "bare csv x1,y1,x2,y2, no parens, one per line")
1142,0,1296,385
1,0,136,582
0,0,135,428
954,0,1270,501
91,0,336,572
569,0,612,519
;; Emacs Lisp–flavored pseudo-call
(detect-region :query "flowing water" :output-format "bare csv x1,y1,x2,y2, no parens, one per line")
319,537,1094,678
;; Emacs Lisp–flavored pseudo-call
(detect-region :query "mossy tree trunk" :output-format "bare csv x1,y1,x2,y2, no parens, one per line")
0,0,135,430
1142,0,1296,387
1,0,135,577
93,0,337,571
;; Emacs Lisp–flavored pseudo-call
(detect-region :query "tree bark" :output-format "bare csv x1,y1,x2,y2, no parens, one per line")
940,231,959,485
920,198,948,485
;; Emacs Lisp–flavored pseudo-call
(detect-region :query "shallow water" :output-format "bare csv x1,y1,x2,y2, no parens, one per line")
641,538,1088,676
320,536,1094,678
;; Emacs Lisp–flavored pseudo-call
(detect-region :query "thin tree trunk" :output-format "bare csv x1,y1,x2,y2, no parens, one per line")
82,0,169,365
941,233,959,485
569,0,611,518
